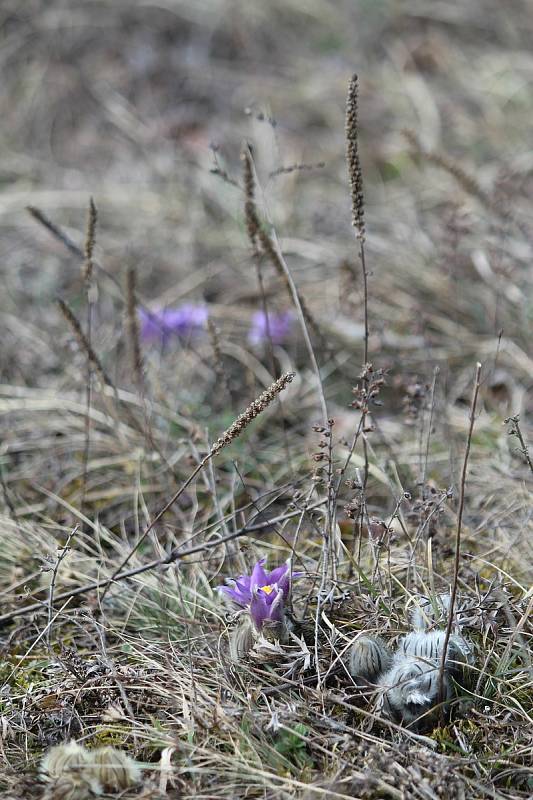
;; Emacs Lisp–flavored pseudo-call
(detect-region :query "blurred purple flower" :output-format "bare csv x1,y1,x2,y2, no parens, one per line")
248,310,294,346
139,304,208,345
219,559,300,633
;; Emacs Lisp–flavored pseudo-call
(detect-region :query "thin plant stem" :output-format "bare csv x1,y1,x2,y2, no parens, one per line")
46,526,79,651
81,199,97,517
438,362,482,703
505,414,533,476
421,366,439,486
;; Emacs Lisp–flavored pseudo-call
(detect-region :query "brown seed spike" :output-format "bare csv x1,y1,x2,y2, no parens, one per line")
211,371,295,456
241,146,260,256
126,267,144,383
345,74,366,243
57,298,112,389
83,198,97,283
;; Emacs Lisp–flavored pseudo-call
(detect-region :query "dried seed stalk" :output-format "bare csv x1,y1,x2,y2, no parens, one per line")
346,74,366,243
126,267,144,384
83,197,97,283
57,298,112,389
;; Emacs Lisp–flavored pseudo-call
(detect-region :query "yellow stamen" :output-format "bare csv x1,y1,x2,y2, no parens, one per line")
261,584,274,595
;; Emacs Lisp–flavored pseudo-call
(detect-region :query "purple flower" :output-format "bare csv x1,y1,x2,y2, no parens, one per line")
139,304,208,345
219,559,300,634
248,310,294,346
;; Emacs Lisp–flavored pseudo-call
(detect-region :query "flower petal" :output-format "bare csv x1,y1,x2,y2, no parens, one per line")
265,563,290,587
234,577,252,602
218,585,247,607
250,559,268,591
249,590,270,631
269,587,285,623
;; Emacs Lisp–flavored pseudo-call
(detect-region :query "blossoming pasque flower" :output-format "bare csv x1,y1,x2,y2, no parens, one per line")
139,304,208,345
248,310,294,346
220,558,299,638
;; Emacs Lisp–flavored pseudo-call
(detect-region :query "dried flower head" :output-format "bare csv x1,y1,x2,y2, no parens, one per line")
139,304,208,345
248,310,294,346
241,145,260,256
83,197,97,284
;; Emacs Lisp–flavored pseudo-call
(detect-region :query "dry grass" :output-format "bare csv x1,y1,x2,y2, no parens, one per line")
0,1,532,798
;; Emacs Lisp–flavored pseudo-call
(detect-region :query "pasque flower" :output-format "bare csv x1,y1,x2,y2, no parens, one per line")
248,310,294,346
139,304,208,345
220,559,299,634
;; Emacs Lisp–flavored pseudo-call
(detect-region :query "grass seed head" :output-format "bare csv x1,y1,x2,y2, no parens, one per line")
211,371,295,455
345,73,366,242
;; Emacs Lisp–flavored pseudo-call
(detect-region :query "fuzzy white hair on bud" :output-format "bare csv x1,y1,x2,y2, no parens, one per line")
39,740,141,799
375,594,474,729
92,746,141,790
229,614,255,661
347,635,393,680
40,741,91,780
40,742,102,800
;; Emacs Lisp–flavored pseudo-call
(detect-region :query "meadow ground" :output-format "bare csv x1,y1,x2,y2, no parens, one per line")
0,1,532,797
